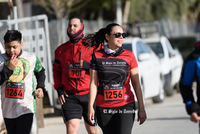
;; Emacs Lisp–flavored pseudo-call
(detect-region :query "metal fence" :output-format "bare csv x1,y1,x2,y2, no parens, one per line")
1,16,199,62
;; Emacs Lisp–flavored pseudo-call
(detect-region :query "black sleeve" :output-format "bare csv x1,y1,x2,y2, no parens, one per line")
90,52,97,70
34,67,46,93
0,65,13,85
56,86,64,97
82,60,90,70
179,82,195,103
187,102,200,115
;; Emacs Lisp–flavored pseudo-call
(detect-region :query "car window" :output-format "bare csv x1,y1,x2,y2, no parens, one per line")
141,42,151,53
165,41,171,55
122,43,132,51
136,41,144,59
136,41,151,59
147,42,164,58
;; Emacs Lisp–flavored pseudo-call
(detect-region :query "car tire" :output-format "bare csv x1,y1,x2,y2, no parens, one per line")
165,84,174,96
152,79,164,103
175,82,180,92
165,76,174,96
30,114,38,134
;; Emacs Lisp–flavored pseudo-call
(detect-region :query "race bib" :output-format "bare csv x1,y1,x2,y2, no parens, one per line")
68,64,85,79
103,83,124,101
5,82,24,99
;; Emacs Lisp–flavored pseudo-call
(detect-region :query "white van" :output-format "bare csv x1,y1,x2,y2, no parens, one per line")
123,37,164,103
143,36,183,96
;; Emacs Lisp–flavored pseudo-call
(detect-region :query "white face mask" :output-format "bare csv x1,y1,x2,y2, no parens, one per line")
104,45,118,55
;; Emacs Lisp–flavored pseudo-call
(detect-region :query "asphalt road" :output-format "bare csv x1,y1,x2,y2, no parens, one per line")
39,92,199,134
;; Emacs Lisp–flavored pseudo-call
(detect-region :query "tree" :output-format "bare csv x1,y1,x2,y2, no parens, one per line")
33,0,92,20
15,0,24,18
127,0,200,23
78,0,116,20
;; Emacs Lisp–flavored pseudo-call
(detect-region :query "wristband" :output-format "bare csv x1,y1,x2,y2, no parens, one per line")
56,87,64,97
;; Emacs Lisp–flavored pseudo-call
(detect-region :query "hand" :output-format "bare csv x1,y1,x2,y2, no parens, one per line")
79,60,83,68
35,88,44,99
191,112,200,123
7,55,18,70
137,110,147,125
87,106,95,125
59,90,68,105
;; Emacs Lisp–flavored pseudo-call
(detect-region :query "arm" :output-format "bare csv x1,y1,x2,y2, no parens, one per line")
34,67,45,98
53,58,63,90
88,69,98,124
53,48,67,104
0,65,13,85
130,67,146,125
179,59,200,123
179,60,198,115
34,56,46,98
34,67,46,92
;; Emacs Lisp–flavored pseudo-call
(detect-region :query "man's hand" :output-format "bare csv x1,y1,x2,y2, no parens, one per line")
191,112,200,123
59,90,68,105
35,88,44,99
79,60,83,68
7,55,18,70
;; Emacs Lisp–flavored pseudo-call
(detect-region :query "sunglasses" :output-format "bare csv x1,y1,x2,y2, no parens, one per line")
110,33,126,38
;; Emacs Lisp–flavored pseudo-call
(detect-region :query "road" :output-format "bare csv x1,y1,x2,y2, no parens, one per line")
39,92,199,134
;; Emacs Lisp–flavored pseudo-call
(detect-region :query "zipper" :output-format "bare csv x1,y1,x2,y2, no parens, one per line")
72,43,75,63
72,42,79,95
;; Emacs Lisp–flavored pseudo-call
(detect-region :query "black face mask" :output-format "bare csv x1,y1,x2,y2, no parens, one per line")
67,23,84,43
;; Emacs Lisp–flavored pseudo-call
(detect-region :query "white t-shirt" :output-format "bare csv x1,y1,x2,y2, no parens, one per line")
0,51,43,118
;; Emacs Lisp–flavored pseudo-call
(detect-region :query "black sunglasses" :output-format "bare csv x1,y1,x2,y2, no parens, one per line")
110,33,126,38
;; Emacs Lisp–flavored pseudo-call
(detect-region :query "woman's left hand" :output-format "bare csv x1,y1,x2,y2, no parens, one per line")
137,110,147,125
88,106,95,125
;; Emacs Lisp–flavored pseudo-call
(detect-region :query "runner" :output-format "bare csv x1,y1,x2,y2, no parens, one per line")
53,17,100,134
0,30,45,134
83,23,147,134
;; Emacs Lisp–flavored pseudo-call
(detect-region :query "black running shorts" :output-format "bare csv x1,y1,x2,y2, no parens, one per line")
61,93,96,126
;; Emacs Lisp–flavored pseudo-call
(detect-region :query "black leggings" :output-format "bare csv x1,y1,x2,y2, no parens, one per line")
4,113,33,134
96,103,135,134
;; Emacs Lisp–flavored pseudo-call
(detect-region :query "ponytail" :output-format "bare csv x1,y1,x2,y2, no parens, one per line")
82,28,106,49
82,23,121,49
